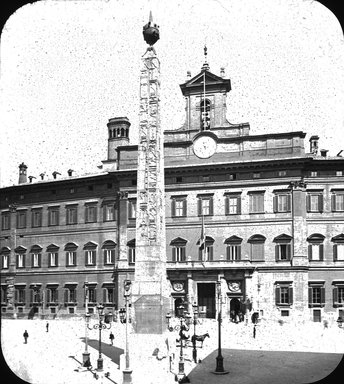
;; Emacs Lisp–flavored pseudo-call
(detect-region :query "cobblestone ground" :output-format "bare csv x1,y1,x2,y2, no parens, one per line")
1,317,344,384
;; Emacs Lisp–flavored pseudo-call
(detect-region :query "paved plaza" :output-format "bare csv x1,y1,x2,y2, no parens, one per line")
1,317,344,384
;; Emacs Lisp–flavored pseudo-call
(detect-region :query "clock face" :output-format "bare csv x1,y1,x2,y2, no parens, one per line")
193,136,217,159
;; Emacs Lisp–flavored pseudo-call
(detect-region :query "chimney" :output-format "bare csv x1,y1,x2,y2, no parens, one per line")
52,171,61,179
320,149,328,158
28,176,36,183
39,173,45,180
309,135,319,155
18,162,28,184
220,67,225,78
186,71,191,81
67,169,74,177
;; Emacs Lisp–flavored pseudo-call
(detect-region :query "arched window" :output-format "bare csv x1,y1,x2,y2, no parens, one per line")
30,244,43,268
102,240,116,265
170,237,187,262
127,239,135,265
64,242,78,267
197,236,214,261
224,236,242,261
200,99,211,130
273,234,292,262
248,235,266,262
332,234,344,261
307,234,325,261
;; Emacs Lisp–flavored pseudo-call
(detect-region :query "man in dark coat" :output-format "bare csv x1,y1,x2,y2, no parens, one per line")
23,330,29,344
109,332,114,346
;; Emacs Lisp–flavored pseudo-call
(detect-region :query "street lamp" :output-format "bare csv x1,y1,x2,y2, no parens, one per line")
192,302,199,363
82,282,90,367
122,279,132,384
86,303,112,371
176,303,191,381
212,280,229,375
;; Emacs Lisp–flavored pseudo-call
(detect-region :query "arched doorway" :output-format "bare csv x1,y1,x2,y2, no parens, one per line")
229,298,241,322
174,297,184,317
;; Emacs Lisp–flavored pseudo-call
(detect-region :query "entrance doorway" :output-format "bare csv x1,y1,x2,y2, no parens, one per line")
197,283,216,318
229,298,241,322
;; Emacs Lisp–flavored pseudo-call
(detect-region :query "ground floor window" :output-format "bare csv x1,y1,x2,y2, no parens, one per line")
275,282,293,306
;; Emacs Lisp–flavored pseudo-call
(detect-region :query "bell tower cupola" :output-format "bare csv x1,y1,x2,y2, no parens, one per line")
18,162,28,184
107,117,130,161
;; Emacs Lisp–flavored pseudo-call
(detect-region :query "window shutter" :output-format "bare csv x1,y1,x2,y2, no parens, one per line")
172,248,176,262
319,244,324,261
333,245,337,261
39,253,42,267
181,247,186,262
16,254,18,267
237,246,241,261
31,253,34,267
209,197,214,216
209,246,213,261
273,195,278,213
226,246,230,261
171,199,176,217
23,289,26,302
333,287,338,306
85,251,88,266
30,290,33,303
237,196,241,214
103,288,107,303
225,196,229,215
199,248,203,261
288,287,293,305
308,244,313,261
286,194,291,212
66,253,69,266
331,194,336,212
306,194,310,212
275,287,280,305
182,199,187,217
47,289,51,303
286,244,291,260
93,250,96,265
64,289,68,303
308,287,312,305
318,194,323,212
23,254,25,267
15,289,18,302
275,245,279,261
197,199,202,216
320,287,325,305
93,289,97,303
55,289,58,302
103,250,106,265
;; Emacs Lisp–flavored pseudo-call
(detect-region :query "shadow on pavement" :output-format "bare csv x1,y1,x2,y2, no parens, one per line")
80,338,124,366
186,348,344,384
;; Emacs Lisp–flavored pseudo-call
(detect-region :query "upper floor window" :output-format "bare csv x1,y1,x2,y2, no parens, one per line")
307,234,325,261
171,196,187,217
127,239,136,265
85,203,97,223
1,212,10,230
332,234,344,261
103,200,116,222
128,199,136,220
66,205,78,225
1,253,9,269
200,99,211,130
224,236,242,261
48,206,59,226
252,172,261,179
306,191,323,213
31,208,42,227
248,234,266,262
308,283,325,307
65,242,78,266
248,192,265,214
197,194,214,216
274,234,292,261
273,191,291,213
225,193,241,215
17,210,27,229
310,171,318,177
275,282,293,306
103,284,115,304
84,242,97,266
102,240,116,265
198,236,214,262
331,191,344,212
15,247,26,268
30,245,42,268
170,237,187,262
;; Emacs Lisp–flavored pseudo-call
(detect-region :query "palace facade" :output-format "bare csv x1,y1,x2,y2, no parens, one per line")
1,62,344,324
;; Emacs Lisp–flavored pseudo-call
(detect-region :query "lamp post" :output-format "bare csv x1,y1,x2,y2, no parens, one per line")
122,279,132,384
86,303,112,371
177,303,191,380
212,280,229,375
82,281,90,367
192,302,198,363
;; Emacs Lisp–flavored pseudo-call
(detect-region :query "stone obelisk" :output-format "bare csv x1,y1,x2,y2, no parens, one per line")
132,12,170,334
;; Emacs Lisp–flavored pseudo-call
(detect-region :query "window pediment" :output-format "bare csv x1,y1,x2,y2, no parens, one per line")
83,241,98,250
127,239,136,247
102,240,117,249
307,234,325,242
332,234,344,243
14,246,27,253
0,246,11,254
196,236,214,245
248,234,266,243
46,244,59,252
170,237,187,246
224,236,243,244
64,242,78,251
30,244,43,252
273,234,293,243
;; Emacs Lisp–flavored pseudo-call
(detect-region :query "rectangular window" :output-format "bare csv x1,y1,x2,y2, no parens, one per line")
128,247,135,264
104,249,115,265
48,207,59,226
310,171,318,177
275,243,291,261
171,197,187,217
334,244,344,261
104,287,114,303
273,193,291,213
17,211,27,229
31,209,42,227
104,204,115,221
1,213,10,230
308,285,325,307
48,252,58,267
225,194,241,215
197,195,213,216
85,205,97,223
249,193,265,213
172,247,186,262
306,193,323,212
275,284,293,306
17,254,25,268
66,288,76,303
31,253,41,268
308,244,324,261
333,285,344,307
280,287,290,304
251,243,265,261
88,288,97,303
332,193,344,212
2,255,9,269
16,288,25,303
227,245,241,261
199,245,213,261
128,200,136,219
85,250,96,266
66,251,76,266
32,288,41,304
336,171,343,177
48,288,58,303
253,172,261,179
278,170,287,177
66,206,78,225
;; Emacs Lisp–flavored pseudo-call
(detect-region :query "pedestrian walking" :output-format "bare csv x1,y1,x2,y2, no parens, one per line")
109,331,114,346
23,330,29,344
253,324,256,339
46,322,49,332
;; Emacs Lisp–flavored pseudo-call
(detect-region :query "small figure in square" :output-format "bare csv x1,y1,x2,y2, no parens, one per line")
109,332,114,346
46,322,49,332
23,330,29,344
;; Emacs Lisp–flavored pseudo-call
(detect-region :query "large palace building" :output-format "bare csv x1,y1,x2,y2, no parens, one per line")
1,59,344,324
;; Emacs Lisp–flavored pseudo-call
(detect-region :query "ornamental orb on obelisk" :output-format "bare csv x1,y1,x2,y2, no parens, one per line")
132,12,170,334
